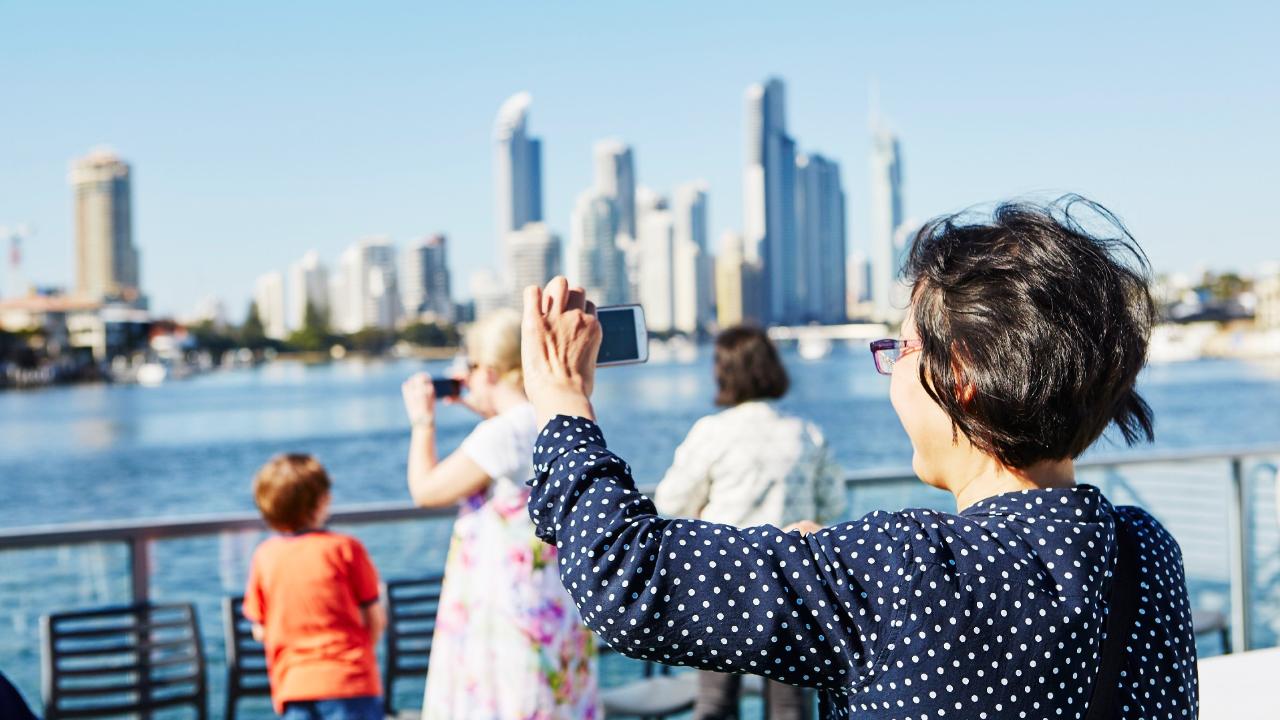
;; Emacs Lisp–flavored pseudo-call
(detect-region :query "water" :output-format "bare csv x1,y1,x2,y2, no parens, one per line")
3,346,1280,716
6,348,1280,528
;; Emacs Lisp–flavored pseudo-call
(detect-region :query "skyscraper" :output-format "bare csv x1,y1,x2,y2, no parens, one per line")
567,190,628,306
254,271,287,340
401,235,453,323
593,140,636,240
743,79,798,325
335,236,399,333
672,181,712,334
289,250,328,331
70,149,141,303
494,92,544,270
715,230,764,329
869,120,905,321
470,269,509,322
593,140,639,302
795,153,847,324
637,189,675,333
507,222,562,307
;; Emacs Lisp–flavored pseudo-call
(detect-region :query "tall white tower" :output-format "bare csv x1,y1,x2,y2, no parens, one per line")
869,116,904,322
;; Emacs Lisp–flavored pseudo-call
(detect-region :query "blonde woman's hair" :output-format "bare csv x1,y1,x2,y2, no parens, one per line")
464,308,523,387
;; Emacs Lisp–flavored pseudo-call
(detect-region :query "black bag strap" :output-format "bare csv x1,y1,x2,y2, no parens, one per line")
1084,516,1139,720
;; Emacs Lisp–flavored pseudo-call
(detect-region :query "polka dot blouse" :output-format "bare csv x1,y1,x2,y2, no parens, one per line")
529,417,1199,719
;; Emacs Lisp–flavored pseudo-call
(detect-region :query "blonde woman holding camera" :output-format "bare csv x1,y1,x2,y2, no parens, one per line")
401,309,598,720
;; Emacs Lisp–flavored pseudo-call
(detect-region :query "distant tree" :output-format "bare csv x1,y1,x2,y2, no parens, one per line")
348,327,396,355
399,321,460,348
189,320,236,360
240,301,267,350
286,302,333,353
1200,272,1251,303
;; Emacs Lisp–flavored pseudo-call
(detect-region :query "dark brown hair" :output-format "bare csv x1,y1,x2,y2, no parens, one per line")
714,325,789,406
904,195,1156,468
253,453,332,532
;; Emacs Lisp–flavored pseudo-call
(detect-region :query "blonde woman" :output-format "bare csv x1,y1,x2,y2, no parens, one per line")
401,309,599,720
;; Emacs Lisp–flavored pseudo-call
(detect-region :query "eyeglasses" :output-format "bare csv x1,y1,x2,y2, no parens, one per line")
870,338,922,375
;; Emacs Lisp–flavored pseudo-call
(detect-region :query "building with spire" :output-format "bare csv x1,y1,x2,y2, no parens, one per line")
869,96,905,322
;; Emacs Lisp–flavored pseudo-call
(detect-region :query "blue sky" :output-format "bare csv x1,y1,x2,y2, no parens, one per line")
1,1,1277,317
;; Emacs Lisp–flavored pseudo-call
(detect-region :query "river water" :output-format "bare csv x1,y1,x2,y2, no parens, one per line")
3,346,1280,715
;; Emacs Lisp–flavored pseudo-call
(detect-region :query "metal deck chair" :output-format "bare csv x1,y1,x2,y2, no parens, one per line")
222,595,271,720
41,601,207,719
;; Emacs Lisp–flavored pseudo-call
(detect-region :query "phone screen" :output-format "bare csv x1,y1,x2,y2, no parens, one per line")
596,307,641,364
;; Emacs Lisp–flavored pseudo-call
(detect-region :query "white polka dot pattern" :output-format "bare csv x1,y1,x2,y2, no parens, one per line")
528,417,1199,719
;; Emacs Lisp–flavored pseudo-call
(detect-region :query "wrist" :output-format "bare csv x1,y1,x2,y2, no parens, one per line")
410,414,435,430
534,391,595,429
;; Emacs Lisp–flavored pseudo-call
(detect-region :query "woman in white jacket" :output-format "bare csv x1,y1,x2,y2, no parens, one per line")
654,325,846,720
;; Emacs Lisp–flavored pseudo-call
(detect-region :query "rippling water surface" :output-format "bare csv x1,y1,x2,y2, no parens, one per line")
3,347,1280,715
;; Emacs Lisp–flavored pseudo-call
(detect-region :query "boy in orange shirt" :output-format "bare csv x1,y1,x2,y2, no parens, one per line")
243,454,386,720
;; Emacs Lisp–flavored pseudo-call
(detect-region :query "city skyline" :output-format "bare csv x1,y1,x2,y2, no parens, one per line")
2,3,1278,317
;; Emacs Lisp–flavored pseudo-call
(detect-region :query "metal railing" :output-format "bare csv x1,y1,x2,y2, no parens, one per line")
1,444,1278,653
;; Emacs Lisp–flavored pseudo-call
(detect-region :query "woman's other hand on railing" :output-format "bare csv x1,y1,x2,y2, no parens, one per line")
521,277,601,428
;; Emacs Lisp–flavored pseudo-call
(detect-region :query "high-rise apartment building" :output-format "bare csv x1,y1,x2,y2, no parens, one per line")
254,271,287,340
637,190,675,333
335,236,399,333
401,234,453,323
469,269,510,322
795,154,847,324
870,120,905,321
715,230,765,329
507,223,561,307
289,250,328,331
672,181,712,335
494,92,544,269
743,78,798,325
70,149,142,303
593,140,639,302
567,191,628,306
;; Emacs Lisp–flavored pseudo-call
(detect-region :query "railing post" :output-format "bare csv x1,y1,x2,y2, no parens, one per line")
1226,457,1250,653
127,535,150,604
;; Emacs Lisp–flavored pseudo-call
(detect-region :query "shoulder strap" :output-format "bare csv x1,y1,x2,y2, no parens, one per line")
1084,516,1139,720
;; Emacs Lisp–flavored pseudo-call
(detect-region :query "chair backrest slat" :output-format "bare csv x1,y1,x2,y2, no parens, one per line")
222,595,271,720
382,573,444,716
41,602,207,720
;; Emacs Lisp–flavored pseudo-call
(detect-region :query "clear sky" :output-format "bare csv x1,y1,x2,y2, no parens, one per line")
1,1,1277,318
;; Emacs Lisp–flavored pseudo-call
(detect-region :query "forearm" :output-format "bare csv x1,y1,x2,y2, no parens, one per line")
406,424,439,505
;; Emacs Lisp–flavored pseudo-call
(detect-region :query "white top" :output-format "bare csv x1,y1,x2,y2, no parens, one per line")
1198,648,1280,719
653,400,846,527
460,402,538,496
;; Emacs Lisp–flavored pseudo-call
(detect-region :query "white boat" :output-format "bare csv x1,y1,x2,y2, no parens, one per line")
136,363,167,387
797,336,833,361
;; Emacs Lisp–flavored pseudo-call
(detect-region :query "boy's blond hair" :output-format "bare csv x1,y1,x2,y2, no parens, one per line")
253,454,331,532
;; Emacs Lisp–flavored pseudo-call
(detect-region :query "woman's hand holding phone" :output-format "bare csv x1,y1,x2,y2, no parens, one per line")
521,277,601,429
402,372,439,428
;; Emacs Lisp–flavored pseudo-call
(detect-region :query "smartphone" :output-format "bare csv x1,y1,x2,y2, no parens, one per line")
431,377,463,398
596,304,649,366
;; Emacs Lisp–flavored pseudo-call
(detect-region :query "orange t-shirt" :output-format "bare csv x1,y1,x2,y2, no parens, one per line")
243,530,382,713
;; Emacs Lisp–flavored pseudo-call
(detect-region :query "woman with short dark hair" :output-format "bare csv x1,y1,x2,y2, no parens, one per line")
519,196,1197,719
655,325,845,719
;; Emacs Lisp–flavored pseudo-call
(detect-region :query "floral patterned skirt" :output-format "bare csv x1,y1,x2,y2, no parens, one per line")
422,484,599,720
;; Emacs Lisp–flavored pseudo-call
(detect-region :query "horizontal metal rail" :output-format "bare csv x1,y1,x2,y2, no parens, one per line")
1,443,1277,648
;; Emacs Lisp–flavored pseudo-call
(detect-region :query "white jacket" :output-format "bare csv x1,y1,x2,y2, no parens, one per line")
653,400,846,528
